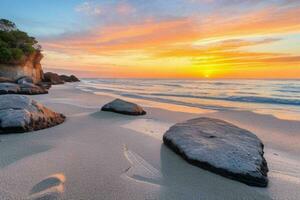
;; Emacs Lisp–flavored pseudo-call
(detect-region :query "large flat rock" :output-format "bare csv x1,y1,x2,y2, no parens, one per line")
0,95,65,133
0,82,47,95
101,99,146,115
163,117,268,187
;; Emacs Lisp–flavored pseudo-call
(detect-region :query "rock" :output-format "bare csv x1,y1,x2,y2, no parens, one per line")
0,51,44,83
101,99,146,115
0,77,14,83
19,83,48,95
70,75,80,82
0,95,65,133
37,82,52,90
0,83,20,94
16,76,34,84
43,72,64,85
0,82,48,95
59,74,80,82
163,117,268,187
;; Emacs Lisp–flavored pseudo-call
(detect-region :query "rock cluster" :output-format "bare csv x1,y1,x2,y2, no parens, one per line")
0,95,65,133
163,117,269,187
0,76,48,95
43,72,80,85
101,99,146,115
60,74,80,82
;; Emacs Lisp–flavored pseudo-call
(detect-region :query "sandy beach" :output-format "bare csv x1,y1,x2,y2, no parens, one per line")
0,83,299,200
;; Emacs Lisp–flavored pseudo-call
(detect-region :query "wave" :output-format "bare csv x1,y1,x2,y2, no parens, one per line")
149,93,300,106
80,79,300,107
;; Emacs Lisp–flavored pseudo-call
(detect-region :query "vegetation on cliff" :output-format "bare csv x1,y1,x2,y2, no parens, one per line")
0,19,41,64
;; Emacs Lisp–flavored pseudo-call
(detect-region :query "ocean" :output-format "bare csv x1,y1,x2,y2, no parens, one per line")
77,79,300,120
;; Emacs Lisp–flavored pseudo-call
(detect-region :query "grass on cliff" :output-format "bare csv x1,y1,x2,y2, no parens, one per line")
0,19,40,64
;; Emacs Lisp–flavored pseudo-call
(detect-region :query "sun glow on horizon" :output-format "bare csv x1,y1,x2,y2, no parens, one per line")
15,0,299,79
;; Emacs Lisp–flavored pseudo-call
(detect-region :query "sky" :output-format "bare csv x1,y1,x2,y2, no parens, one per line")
1,0,300,79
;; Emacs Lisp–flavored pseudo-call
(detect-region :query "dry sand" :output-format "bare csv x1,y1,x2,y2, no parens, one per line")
0,83,299,200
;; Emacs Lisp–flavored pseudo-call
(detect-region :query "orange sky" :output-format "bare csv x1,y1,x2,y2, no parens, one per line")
37,1,300,78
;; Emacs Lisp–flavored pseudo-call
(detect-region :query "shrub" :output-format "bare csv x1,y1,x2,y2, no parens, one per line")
0,19,16,28
0,19,41,64
0,47,12,63
11,48,24,61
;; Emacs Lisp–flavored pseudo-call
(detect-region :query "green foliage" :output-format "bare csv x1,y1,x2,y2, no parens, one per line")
0,47,12,63
11,48,23,60
0,19,15,28
0,19,41,64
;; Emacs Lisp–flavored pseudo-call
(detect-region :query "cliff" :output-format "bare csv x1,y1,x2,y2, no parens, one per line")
0,51,44,83
0,19,43,83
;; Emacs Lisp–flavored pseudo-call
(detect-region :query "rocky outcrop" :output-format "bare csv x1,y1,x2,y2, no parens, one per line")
0,77,14,83
163,117,268,187
0,51,44,83
101,99,146,115
59,74,80,82
0,83,20,94
43,72,64,85
43,72,80,85
0,82,48,95
16,76,34,84
0,95,65,133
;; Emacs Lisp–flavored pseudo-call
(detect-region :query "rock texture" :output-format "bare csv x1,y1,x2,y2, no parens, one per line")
0,51,44,83
0,83,20,94
59,74,80,82
163,117,268,187
16,76,34,84
19,83,48,95
0,77,14,83
0,95,65,133
0,82,47,95
43,72,64,85
101,99,146,115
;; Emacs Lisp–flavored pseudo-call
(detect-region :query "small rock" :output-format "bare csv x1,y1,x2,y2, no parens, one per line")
163,117,268,187
101,99,146,115
0,95,65,133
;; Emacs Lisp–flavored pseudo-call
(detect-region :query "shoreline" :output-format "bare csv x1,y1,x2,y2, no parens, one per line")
0,83,299,199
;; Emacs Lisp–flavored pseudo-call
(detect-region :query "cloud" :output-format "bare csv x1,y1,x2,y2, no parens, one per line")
75,1,102,16
43,1,300,78
47,4,300,53
116,2,135,15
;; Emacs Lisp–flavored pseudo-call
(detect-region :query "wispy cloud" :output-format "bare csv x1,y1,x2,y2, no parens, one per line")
75,1,102,16
42,0,300,78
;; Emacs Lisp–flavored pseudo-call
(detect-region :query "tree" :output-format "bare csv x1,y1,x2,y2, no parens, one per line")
0,47,12,63
0,19,41,64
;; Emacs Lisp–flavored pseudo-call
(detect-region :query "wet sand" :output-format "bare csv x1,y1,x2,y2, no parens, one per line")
0,83,299,199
